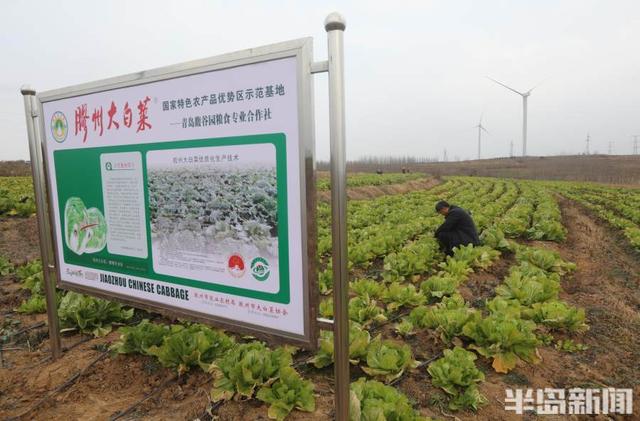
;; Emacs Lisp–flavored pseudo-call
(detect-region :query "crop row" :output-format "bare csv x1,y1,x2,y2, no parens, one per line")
311,177,581,416
316,172,425,191
5,176,577,420
0,176,36,217
547,181,640,250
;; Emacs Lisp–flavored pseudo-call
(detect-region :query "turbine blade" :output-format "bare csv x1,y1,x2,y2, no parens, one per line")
527,77,549,94
487,76,524,96
481,126,489,134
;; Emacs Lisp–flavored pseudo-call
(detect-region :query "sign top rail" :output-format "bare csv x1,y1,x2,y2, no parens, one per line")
38,37,313,103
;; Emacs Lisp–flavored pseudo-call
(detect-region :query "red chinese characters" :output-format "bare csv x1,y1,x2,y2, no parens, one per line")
123,102,133,128
107,101,119,130
74,104,89,143
71,97,152,143
136,96,152,132
91,107,103,136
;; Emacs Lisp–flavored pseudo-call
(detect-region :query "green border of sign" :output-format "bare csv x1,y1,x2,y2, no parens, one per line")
53,132,290,303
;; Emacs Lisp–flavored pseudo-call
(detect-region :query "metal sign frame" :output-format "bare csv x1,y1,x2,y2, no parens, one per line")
22,12,349,419
29,38,319,349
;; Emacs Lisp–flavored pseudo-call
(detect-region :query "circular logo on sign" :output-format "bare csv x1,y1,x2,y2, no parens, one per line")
250,257,270,282
227,254,245,278
50,111,68,143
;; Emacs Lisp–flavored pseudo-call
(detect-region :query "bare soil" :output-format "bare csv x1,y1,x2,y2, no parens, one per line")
317,177,441,202
1,197,639,420
339,155,640,185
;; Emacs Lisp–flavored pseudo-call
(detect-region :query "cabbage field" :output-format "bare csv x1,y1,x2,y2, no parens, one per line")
0,176,36,217
1,173,639,420
148,167,278,253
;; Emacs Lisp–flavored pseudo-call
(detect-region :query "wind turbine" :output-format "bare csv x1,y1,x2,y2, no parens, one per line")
475,115,489,160
487,77,537,157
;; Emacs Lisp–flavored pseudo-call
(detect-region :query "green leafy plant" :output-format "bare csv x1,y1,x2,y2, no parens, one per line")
555,339,589,353
479,226,513,251
349,296,387,326
210,342,293,401
515,246,576,275
394,319,417,337
486,297,523,319
350,279,385,299
17,294,46,314
361,336,419,383
381,282,426,312
309,322,371,368
419,301,478,343
16,259,42,283
15,259,50,314
111,319,171,355
462,313,540,373
427,347,487,411
382,239,440,283
420,275,460,299
318,268,333,295
495,269,560,306
319,298,333,318
147,324,234,373
256,366,315,420
0,256,14,276
437,257,473,281
523,301,588,332
58,291,134,337
452,244,500,270
349,377,430,421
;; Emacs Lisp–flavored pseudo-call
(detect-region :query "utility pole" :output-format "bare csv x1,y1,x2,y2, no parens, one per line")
585,133,590,155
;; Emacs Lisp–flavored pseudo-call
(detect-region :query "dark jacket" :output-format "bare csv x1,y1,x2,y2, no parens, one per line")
434,205,480,250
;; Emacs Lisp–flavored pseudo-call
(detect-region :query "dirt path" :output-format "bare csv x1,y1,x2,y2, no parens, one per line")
553,198,640,391
317,177,440,202
0,216,40,264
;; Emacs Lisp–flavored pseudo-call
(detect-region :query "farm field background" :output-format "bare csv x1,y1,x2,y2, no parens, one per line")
1,170,639,420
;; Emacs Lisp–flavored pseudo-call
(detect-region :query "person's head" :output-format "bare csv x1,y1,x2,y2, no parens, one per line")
435,200,450,216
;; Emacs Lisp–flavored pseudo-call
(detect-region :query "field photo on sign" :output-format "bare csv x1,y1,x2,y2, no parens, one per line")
147,143,280,289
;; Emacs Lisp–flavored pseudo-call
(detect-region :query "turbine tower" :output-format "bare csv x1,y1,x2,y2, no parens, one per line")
487,77,537,157
632,135,639,155
509,140,514,158
475,115,489,160
585,133,591,155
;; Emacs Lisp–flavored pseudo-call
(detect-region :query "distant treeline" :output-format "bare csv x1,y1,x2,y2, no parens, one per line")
318,155,439,171
319,155,640,185
0,161,31,176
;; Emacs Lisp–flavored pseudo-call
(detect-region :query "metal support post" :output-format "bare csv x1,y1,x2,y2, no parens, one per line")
325,12,349,421
21,85,62,359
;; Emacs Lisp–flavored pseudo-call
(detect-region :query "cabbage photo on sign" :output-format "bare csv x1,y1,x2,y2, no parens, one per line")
64,197,107,255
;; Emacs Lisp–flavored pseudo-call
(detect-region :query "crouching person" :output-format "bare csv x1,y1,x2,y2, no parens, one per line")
434,200,480,256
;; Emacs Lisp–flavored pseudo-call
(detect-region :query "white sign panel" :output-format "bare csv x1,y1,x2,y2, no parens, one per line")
38,39,316,346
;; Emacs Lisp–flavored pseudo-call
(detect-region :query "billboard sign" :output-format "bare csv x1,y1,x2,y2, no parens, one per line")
37,38,317,347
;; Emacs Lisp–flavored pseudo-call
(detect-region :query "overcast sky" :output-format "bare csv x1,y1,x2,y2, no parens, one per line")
1,1,639,161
